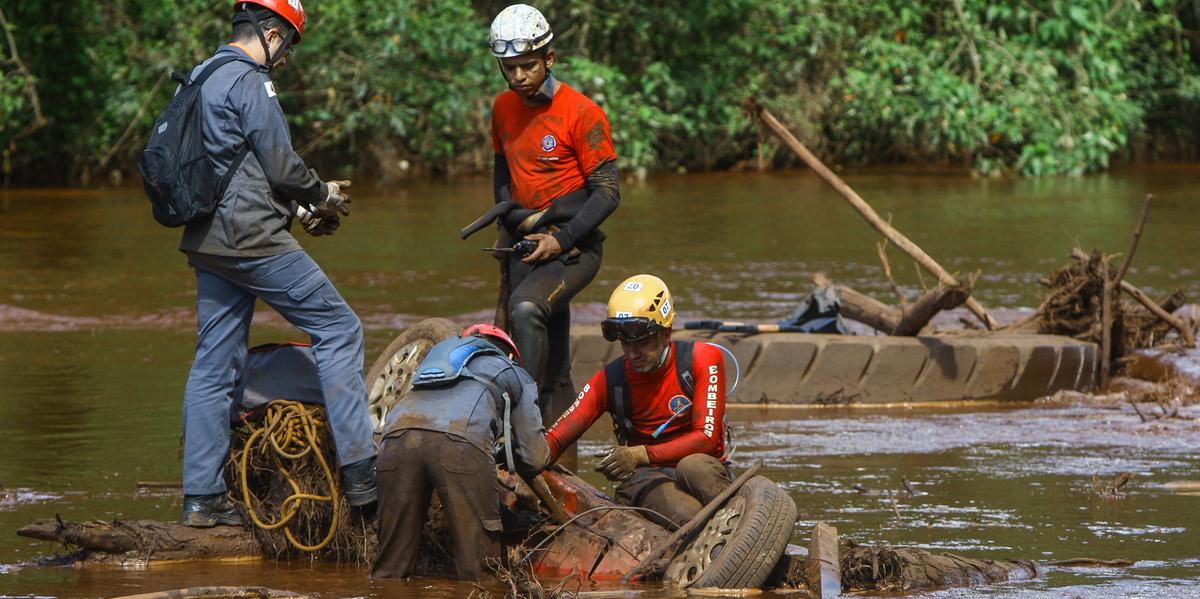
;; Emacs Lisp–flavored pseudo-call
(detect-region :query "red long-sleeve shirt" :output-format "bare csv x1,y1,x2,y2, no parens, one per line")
546,341,727,467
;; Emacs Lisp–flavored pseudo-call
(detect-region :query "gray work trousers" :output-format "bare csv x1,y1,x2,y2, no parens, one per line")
182,250,375,495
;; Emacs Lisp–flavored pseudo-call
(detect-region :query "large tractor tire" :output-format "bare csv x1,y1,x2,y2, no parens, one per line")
366,318,460,432
665,475,798,589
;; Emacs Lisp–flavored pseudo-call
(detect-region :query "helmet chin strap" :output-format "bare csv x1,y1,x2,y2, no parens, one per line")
238,7,294,70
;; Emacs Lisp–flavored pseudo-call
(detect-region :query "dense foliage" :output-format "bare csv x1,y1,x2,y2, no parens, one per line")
2,0,1199,183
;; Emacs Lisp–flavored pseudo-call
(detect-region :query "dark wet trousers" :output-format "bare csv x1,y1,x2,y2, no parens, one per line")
372,430,502,581
506,242,602,432
616,454,733,528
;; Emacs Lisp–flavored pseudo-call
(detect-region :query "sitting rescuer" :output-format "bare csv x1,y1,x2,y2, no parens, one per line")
488,4,620,459
545,275,733,527
177,0,376,526
372,325,549,581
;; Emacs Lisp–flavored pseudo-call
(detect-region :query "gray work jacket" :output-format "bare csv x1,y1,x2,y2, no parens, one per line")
381,354,550,479
179,45,327,257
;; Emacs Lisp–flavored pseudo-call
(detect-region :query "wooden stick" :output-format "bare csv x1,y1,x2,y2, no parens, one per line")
619,463,762,583
877,239,909,307
1114,194,1152,287
1100,254,1113,388
1122,281,1195,347
135,481,182,489
749,100,998,330
524,474,571,525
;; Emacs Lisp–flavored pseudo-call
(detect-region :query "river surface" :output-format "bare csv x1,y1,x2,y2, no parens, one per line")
1,167,1198,597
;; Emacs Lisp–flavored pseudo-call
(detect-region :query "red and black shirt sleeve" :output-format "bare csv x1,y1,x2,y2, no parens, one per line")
545,368,609,464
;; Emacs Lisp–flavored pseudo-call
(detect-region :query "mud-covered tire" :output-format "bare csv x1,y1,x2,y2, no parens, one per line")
366,318,460,431
665,475,798,589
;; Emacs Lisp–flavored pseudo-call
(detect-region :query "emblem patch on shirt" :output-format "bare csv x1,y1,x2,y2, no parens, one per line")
668,395,692,414
264,81,277,98
540,134,557,152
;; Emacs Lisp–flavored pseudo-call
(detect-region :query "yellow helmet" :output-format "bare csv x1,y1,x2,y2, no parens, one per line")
603,274,675,341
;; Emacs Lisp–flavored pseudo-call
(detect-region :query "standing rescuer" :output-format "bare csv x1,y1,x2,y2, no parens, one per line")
371,325,549,581
545,275,733,527
488,4,621,459
176,0,376,527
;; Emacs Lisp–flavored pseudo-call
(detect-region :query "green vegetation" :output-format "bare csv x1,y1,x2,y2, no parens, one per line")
3,1,1200,183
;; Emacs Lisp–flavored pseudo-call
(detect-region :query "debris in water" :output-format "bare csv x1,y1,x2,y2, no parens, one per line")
1091,472,1134,499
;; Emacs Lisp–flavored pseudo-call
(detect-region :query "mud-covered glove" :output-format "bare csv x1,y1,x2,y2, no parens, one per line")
596,445,648,481
316,179,352,219
296,204,340,236
308,215,341,236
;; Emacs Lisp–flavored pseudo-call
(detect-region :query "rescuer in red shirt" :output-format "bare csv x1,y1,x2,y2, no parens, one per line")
545,275,733,526
487,4,620,466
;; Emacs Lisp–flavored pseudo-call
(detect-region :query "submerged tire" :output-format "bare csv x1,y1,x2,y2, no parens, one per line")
366,318,460,431
665,475,798,590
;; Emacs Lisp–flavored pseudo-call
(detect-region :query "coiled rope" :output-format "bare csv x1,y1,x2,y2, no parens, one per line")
238,400,340,552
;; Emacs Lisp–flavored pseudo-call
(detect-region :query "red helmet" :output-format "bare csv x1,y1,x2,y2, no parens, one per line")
462,324,521,365
235,0,306,44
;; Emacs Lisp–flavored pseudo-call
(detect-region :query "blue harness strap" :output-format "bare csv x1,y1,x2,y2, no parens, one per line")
412,336,504,388
412,336,517,471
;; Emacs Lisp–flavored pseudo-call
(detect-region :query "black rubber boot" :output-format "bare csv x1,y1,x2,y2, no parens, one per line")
181,493,243,528
341,456,378,507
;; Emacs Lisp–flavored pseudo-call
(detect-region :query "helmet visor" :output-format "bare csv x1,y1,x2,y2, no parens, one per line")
601,318,663,343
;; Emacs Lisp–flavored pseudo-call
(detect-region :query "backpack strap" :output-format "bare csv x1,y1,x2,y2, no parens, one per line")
673,341,696,398
604,357,634,445
189,55,246,89
461,366,516,473
183,55,251,201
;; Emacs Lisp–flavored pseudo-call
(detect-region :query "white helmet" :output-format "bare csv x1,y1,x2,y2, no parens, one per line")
488,4,553,58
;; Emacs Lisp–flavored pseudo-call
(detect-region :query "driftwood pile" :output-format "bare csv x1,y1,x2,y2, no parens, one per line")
1034,245,1194,367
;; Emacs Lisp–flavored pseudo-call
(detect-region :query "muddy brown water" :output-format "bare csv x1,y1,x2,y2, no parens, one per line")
1,167,1198,597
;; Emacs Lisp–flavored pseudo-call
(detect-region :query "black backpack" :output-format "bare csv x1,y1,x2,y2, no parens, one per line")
139,56,249,228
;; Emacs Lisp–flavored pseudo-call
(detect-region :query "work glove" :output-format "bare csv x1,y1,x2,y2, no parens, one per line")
316,179,352,219
296,204,340,236
596,445,649,482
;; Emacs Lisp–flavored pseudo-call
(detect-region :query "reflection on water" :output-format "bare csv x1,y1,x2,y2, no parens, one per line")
0,168,1197,596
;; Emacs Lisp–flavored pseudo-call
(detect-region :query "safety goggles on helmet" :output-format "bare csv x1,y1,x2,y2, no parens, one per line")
601,317,664,343
489,31,552,57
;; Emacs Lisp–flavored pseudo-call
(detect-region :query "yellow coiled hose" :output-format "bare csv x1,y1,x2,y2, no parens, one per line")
239,400,339,552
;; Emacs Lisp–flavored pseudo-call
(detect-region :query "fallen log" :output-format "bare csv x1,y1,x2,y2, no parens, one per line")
749,99,998,330
813,273,969,336
17,518,260,562
841,541,1040,592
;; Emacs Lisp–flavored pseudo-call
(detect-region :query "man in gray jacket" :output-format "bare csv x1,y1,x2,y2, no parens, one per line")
179,0,376,527
371,325,549,581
